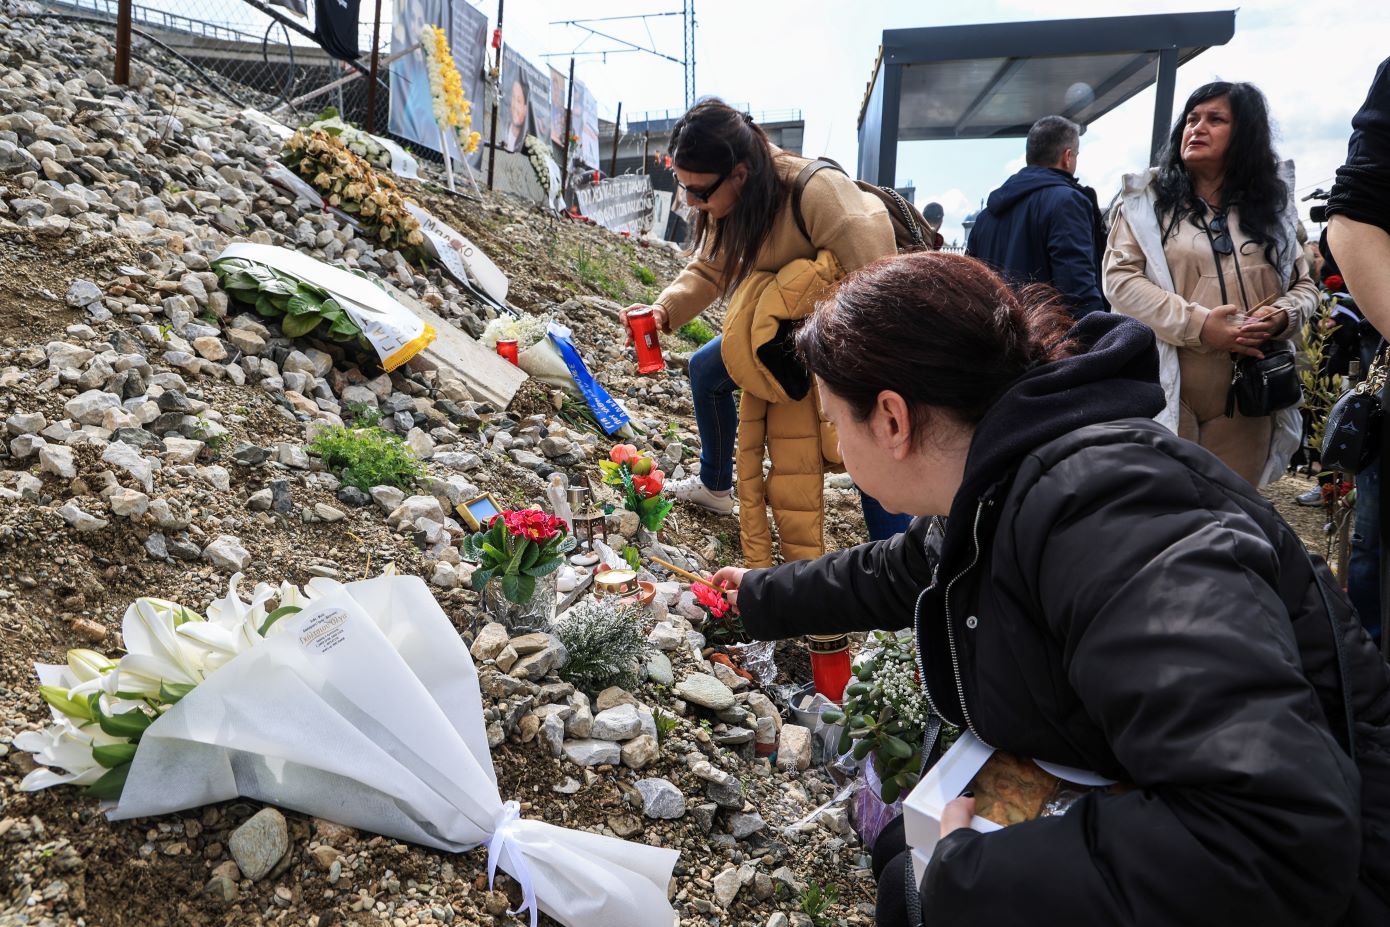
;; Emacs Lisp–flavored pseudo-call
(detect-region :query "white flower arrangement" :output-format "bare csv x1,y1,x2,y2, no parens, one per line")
17,570,381,798
481,314,552,352
524,134,552,196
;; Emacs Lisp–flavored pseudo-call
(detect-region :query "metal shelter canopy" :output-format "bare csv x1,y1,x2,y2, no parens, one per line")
856,10,1236,185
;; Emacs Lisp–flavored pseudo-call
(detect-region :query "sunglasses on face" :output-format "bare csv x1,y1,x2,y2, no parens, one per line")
677,171,730,204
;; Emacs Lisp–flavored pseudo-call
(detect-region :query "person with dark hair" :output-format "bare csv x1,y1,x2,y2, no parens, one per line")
1327,57,1390,651
965,115,1106,318
1104,81,1318,485
618,98,909,545
704,250,1389,927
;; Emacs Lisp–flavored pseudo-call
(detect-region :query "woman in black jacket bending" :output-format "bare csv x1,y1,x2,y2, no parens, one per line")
711,251,1390,927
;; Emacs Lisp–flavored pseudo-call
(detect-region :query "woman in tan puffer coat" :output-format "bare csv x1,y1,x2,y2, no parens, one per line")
616,98,905,560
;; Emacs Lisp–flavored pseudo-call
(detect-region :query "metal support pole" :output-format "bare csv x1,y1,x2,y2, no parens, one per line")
366,0,383,133
486,0,505,191
609,102,622,178
560,57,576,194
642,132,648,175
114,0,132,85
1150,46,1178,166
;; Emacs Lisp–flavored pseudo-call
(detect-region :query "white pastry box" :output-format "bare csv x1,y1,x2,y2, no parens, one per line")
903,732,1119,862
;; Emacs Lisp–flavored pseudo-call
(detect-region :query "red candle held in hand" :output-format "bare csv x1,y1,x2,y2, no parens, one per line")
807,634,853,703
495,339,519,366
627,307,665,374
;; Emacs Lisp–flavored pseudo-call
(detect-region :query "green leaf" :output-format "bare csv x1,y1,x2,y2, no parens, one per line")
520,543,541,572
85,762,131,800
514,573,537,602
525,557,562,578
281,312,323,338
820,709,846,725
285,291,323,316
880,734,913,760
844,681,870,698
94,704,154,740
258,605,302,636
500,572,521,603
254,294,280,317
92,742,139,768
159,681,196,704
481,542,506,566
837,728,853,756
40,685,94,721
879,776,902,804
852,738,874,761
471,567,494,588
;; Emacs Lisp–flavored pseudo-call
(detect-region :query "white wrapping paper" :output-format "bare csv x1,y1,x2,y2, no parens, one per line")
110,576,677,927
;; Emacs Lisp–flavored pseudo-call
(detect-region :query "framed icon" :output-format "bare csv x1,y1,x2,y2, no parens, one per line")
456,493,503,531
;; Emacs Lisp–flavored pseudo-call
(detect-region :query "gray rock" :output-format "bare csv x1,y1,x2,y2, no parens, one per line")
705,776,745,810
728,811,766,839
145,533,169,560
691,803,718,834
540,713,565,757
620,734,660,770
58,502,108,532
776,724,812,771
203,535,251,572
388,494,445,529
565,691,593,738
63,278,103,308
712,867,742,907
168,539,203,562
102,441,155,492
590,703,643,741
247,488,273,511
470,622,511,661
646,621,685,651
276,443,309,469
430,561,460,589
644,651,674,686
108,487,150,518
562,738,620,767
252,479,286,516
65,389,120,425
38,444,76,479
635,777,687,819
231,443,270,466
5,412,46,435
312,502,346,522
336,485,371,507
228,808,289,882
371,484,407,514
675,673,736,711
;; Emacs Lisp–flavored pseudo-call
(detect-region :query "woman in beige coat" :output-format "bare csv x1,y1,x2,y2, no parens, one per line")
618,99,909,544
1104,81,1317,485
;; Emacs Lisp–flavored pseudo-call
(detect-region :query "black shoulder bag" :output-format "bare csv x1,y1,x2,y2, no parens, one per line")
1321,341,1386,473
1201,210,1301,418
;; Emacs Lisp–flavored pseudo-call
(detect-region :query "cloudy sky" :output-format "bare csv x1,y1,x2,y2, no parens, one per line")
491,0,1388,245
146,0,1388,245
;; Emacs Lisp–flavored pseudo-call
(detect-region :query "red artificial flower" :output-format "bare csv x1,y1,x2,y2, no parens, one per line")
1325,274,1345,292
609,443,640,466
692,580,730,619
631,469,665,499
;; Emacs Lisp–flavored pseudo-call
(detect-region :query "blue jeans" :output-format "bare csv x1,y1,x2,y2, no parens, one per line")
689,335,908,541
689,336,738,492
1348,464,1383,643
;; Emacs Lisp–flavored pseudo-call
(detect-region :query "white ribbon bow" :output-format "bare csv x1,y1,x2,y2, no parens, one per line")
487,800,539,927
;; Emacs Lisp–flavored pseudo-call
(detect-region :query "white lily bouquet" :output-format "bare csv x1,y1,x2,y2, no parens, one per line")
18,572,678,927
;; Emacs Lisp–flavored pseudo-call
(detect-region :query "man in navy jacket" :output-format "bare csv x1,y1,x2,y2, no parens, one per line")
967,116,1107,317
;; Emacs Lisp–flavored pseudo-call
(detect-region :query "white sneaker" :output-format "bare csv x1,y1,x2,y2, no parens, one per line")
668,473,735,515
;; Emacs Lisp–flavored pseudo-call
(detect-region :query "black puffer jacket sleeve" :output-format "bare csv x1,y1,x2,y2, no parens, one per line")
922,442,1362,927
736,516,938,640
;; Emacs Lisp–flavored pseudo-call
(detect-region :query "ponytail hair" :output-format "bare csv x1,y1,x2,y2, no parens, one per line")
796,252,1077,434
670,98,784,294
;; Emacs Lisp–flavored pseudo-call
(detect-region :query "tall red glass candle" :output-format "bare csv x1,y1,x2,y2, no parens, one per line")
627,307,665,374
807,634,853,703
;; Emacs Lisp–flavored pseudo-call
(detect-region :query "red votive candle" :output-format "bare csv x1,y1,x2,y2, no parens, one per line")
807,634,853,703
627,307,666,374
495,338,519,365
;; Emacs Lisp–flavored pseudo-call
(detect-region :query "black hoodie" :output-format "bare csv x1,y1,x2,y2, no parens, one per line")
737,314,1390,926
966,165,1106,318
